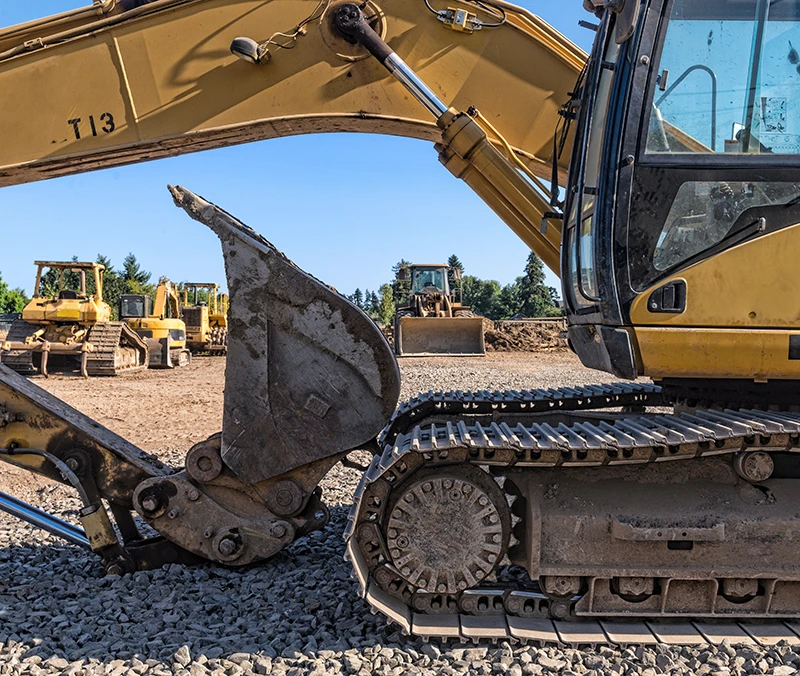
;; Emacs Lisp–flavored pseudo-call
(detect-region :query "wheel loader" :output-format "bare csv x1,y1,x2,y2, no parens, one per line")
2,0,800,646
180,283,228,355
0,262,148,377
120,277,191,368
394,263,485,356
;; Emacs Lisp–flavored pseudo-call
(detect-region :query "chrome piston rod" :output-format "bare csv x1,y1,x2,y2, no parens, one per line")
0,490,91,549
333,4,448,120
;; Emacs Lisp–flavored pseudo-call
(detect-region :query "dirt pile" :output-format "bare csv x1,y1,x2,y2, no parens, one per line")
484,318,568,352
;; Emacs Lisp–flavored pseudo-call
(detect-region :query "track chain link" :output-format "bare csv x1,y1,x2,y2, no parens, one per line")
347,386,800,645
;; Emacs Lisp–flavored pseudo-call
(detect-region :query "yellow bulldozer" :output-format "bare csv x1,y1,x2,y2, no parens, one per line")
394,263,485,356
0,261,148,377
180,283,228,355
5,0,800,646
120,277,191,369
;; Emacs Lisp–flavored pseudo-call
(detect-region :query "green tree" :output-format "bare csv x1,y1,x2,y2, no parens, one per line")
38,256,81,298
495,280,523,319
0,272,29,314
462,276,501,318
121,253,155,297
447,254,464,299
392,259,412,305
517,253,559,317
377,284,395,326
350,288,364,309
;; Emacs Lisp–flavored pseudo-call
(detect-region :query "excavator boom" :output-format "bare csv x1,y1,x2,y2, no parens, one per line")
0,0,581,271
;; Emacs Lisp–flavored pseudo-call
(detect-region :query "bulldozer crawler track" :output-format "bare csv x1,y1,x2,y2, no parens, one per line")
86,323,148,377
348,391,800,645
0,320,38,374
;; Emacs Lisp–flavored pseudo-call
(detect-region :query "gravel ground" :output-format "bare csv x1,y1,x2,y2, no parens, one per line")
1,355,798,675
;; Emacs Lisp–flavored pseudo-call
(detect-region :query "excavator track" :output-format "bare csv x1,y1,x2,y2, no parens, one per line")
85,323,148,376
347,388,800,646
380,382,664,448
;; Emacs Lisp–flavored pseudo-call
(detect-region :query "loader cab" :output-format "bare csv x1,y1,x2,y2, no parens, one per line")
564,0,800,383
410,265,450,296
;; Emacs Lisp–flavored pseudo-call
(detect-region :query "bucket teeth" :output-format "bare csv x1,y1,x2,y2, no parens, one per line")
506,494,517,507
494,475,507,488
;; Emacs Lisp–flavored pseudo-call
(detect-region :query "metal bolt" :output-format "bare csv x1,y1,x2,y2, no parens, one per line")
204,527,214,539
551,600,571,621
187,489,199,501
65,458,80,471
272,523,287,538
141,496,160,513
218,536,238,556
106,563,124,576
167,508,179,520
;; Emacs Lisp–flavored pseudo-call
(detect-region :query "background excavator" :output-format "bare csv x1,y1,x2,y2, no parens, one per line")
180,283,228,355
394,263,485,357
1,0,800,645
120,277,192,368
0,261,149,377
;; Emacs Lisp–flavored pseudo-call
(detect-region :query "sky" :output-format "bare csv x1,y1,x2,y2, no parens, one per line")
0,1,593,298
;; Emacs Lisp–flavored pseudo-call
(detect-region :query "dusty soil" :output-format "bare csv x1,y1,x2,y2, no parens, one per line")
484,319,568,352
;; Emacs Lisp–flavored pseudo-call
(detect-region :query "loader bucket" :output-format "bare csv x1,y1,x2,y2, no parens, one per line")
170,186,401,484
395,316,486,357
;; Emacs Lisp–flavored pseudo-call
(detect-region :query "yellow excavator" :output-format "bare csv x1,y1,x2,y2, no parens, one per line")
394,263,485,356
1,0,800,645
180,283,228,354
120,277,192,368
0,261,149,377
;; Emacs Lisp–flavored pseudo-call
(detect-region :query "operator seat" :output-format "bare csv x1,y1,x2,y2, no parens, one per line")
58,290,79,300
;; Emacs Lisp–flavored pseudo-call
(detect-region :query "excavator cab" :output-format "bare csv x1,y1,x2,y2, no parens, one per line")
121,279,191,369
563,0,800,404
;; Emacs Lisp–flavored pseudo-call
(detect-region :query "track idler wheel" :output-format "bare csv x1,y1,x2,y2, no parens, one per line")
384,465,511,595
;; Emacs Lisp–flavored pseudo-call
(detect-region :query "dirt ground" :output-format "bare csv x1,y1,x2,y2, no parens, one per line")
0,351,606,499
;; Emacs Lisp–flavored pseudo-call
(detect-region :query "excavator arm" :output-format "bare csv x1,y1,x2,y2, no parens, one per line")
0,0,583,271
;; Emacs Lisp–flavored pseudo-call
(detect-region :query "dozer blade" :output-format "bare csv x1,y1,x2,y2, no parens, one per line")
396,316,486,357
169,186,401,484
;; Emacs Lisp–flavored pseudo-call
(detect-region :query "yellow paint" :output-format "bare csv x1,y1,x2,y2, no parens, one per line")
631,223,800,379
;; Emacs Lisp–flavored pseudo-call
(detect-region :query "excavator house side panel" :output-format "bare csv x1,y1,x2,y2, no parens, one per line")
396,316,485,357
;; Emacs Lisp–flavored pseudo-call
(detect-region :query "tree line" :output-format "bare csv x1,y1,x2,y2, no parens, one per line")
348,252,561,324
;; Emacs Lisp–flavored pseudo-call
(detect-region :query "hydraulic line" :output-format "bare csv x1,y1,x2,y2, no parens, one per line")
0,490,91,549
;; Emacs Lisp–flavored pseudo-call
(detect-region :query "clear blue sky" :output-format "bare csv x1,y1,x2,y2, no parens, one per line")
0,2,592,298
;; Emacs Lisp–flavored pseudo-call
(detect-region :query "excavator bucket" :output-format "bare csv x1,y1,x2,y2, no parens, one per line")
395,316,486,357
169,186,401,484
